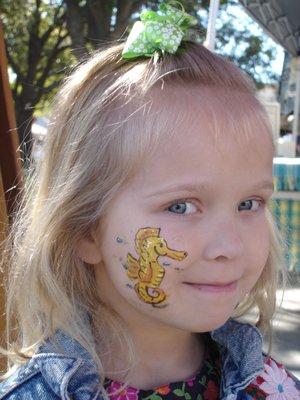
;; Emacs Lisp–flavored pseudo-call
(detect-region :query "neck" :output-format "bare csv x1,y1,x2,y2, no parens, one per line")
96,313,205,390
129,329,204,389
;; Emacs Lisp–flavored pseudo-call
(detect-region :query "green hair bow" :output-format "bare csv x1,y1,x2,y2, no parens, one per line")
122,2,198,59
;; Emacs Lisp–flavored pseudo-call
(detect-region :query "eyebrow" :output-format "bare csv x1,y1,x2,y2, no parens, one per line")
144,180,274,198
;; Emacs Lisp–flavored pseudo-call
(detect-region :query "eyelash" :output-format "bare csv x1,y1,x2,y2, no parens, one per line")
165,198,266,216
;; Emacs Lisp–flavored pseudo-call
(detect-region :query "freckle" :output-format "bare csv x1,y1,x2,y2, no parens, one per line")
175,267,183,271
163,262,171,266
126,283,134,289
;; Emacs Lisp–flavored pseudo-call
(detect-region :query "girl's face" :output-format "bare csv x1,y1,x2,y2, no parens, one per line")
81,88,274,333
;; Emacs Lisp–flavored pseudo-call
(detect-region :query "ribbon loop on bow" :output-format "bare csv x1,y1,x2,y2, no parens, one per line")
122,2,198,59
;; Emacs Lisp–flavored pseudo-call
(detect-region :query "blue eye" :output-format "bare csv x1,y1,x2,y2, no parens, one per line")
238,199,263,212
167,201,197,215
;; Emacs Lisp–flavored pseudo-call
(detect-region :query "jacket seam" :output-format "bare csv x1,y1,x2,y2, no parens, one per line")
222,366,264,398
0,370,40,399
61,359,84,400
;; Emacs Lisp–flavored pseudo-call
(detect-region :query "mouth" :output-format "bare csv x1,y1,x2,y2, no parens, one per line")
183,280,238,293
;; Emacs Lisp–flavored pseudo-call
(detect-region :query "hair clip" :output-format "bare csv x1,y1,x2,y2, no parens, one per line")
121,1,198,60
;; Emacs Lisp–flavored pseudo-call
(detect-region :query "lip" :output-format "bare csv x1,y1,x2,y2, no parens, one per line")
183,280,238,293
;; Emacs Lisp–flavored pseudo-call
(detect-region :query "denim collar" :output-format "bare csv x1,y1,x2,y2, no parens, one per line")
33,330,103,400
211,319,264,398
33,319,264,400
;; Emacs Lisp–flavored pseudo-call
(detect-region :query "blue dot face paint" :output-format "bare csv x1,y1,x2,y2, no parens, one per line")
117,236,128,244
126,227,187,306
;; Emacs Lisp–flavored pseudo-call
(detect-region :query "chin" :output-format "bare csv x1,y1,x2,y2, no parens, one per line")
188,314,233,333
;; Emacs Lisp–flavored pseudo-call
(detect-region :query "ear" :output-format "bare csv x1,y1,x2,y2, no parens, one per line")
76,229,102,264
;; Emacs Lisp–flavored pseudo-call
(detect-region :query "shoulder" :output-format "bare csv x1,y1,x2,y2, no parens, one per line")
0,359,57,399
0,354,94,399
0,329,103,399
237,355,300,399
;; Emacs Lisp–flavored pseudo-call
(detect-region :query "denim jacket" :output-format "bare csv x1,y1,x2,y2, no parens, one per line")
0,319,299,400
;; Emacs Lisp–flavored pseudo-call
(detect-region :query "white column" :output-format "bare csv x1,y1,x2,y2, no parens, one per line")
292,56,300,157
204,0,220,51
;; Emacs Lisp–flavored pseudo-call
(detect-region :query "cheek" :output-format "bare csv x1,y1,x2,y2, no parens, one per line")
250,219,270,263
242,219,271,289
117,226,190,304
99,225,135,283
158,225,193,253
156,228,193,273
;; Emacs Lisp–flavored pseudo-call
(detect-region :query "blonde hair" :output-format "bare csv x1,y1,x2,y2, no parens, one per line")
0,41,286,385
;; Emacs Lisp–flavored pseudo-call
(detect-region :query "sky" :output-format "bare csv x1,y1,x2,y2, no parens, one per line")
213,1,285,76
235,2,285,75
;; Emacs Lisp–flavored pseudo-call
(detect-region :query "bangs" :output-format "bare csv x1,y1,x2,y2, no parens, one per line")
116,85,275,164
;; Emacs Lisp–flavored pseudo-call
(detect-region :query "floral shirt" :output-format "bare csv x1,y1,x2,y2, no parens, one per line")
103,336,299,400
241,357,299,400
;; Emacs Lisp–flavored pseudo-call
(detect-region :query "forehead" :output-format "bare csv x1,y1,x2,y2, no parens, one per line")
148,84,271,136
129,85,274,193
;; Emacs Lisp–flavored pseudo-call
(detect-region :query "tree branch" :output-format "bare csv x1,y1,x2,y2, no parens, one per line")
26,0,43,83
40,5,66,48
65,0,88,60
5,43,24,80
43,79,63,93
113,0,146,39
86,0,114,46
35,34,68,92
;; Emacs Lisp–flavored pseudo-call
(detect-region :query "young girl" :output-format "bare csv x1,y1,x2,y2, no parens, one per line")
0,3,299,399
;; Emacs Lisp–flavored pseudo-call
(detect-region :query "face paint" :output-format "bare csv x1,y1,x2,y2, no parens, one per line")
116,236,128,245
126,227,187,306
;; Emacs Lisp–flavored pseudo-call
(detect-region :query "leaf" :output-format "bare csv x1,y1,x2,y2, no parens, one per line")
196,394,203,400
185,393,191,400
149,394,163,400
173,389,185,396
199,376,206,386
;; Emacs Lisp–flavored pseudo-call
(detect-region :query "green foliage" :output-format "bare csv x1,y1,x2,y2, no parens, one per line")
214,1,279,87
1,0,27,72
1,0,279,120
0,0,73,114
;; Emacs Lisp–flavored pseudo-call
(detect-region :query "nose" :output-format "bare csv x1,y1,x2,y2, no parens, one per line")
202,217,244,262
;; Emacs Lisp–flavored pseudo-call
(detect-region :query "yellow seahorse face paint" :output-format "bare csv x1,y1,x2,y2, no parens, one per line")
126,227,187,306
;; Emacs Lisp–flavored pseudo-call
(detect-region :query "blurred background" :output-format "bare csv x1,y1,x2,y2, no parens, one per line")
0,0,299,378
